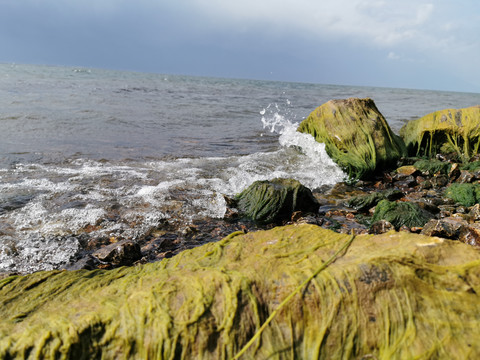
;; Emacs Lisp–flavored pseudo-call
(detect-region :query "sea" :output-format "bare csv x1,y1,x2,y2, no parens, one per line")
0,63,478,273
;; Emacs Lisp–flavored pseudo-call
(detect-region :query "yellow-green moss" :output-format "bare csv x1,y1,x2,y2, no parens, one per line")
400,105,480,161
298,98,406,180
2,225,480,359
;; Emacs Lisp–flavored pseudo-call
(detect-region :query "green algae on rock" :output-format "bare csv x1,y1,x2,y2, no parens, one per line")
348,189,403,212
372,199,433,229
444,183,480,207
413,158,451,175
400,105,480,161
234,178,319,224
297,98,406,180
2,225,480,359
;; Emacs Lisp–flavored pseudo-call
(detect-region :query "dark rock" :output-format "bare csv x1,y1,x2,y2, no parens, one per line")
92,240,142,266
65,255,100,271
418,179,433,190
432,175,449,188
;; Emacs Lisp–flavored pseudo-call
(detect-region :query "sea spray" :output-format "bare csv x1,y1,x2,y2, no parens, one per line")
260,100,345,188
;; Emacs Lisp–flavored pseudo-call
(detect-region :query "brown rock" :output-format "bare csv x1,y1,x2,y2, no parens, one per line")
449,163,461,181
420,218,468,239
459,223,480,246
457,170,475,184
396,165,418,177
93,239,142,266
469,204,480,221
369,220,395,234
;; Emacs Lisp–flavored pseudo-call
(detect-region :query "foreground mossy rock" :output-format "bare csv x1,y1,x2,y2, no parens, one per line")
3,225,480,358
234,178,319,223
297,98,406,180
372,199,433,229
400,105,480,160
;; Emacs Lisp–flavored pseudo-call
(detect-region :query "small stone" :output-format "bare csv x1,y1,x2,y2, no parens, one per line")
396,165,418,177
65,255,100,271
419,180,433,190
469,204,480,221
182,225,198,237
432,175,449,188
457,170,474,184
93,239,142,266
291,211,303,222
369,220,395,234
449,163,461,181
459,223,480,246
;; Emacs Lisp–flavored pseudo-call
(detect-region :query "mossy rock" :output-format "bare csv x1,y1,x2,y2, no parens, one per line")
400,105,480,160
297,98,406,180
444,183,480,207
234,178,319,224
3,225,480,358
413,159,451,175
347,189,403,211
372,199,433,229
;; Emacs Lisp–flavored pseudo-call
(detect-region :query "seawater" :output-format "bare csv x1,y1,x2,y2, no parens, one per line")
0,63,479,273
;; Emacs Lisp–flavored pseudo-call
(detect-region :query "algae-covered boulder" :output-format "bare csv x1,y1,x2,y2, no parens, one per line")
400,105,480,160
3,225,480,359
297,98,406,180
371,199,433,229
234,178,319,224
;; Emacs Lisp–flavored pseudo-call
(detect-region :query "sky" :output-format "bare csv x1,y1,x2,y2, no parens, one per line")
1,0,479,93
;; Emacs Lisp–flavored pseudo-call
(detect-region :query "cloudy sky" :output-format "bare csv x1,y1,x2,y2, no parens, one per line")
1,0,479,92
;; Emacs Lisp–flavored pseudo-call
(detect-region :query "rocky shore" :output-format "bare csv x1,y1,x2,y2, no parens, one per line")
58,99,480,272
3,98,480,358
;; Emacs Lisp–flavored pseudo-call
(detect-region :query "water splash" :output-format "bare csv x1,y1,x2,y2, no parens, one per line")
260,100,345,189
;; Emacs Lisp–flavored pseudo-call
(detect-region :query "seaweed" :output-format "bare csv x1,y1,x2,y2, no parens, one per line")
413,159,451,175
371,200,433,229
2,225,480,358
348,189,404,211
444,183,480,207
